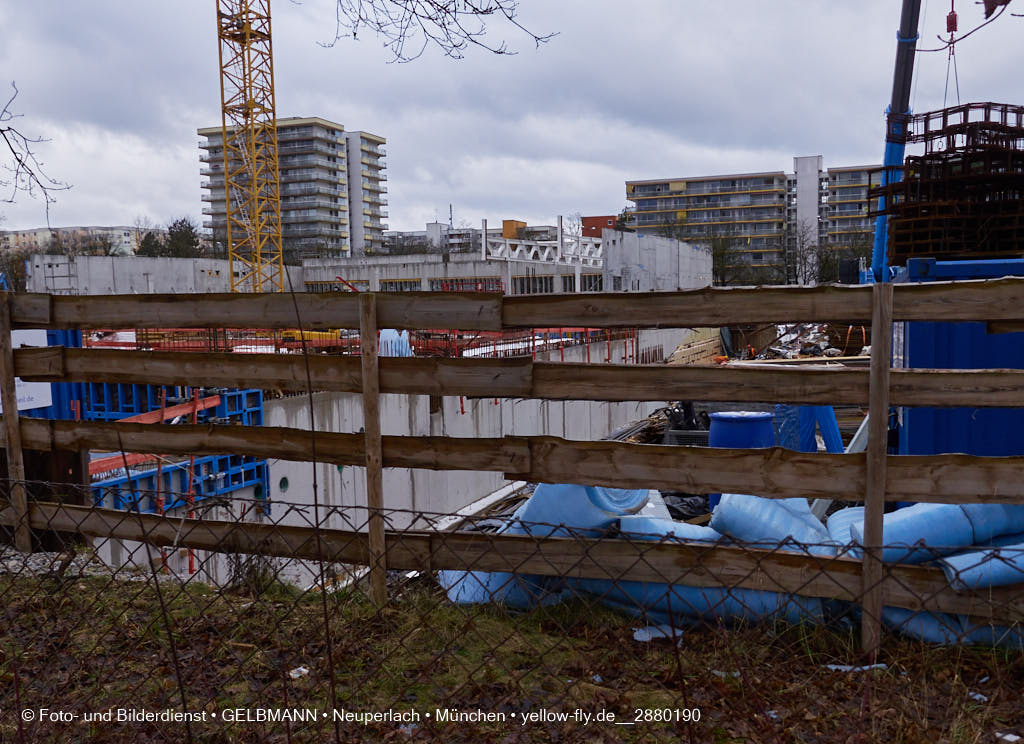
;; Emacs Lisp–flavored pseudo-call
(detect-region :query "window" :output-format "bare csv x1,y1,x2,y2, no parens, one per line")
379,278,422,292
428,277,503,292
511,275,554,295
613,276,623,291
304,279,369,292
561,275,576,293
581,274,603,292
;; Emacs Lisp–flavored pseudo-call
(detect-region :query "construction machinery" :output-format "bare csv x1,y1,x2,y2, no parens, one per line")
216,0,285,293
869,0,1024,459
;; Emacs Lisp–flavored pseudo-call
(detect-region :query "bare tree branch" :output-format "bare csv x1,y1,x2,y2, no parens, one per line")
0,81,70,223
324,0,556,62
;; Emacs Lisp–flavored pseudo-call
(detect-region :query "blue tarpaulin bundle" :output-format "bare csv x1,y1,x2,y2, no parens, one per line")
439,481,1024,646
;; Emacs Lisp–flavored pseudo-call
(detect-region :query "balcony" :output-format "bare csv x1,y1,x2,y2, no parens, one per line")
280,168,343,183
278,155,344,169
276,126,318,141
280,184,346,198
281,197,346,209
278,141,343,157
283,225,344,237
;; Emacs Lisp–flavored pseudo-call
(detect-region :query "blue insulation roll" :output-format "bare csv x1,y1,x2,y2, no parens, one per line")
827,507,864,544
440,483,649,606
439,569,568,609
438,519,568,608
617,515,721,542
511,483,649,537
883,606,1024,648
573,514,822,625
960,504,1024,544
576,579,823,627
826,507,864,558
709,493,834,556
937,542,1024,592
849,503,1024,563
849,503,974,563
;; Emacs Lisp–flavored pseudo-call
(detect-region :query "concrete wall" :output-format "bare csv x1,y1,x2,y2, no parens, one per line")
26,232,711,297
305,231,711,294
793,155,824,247
26,254,304,295
92,325,701,586
302,252,587,292
259,326,696,526
601,229,712,291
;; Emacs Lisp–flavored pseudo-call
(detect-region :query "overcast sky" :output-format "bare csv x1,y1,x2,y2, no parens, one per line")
2,1,1021,233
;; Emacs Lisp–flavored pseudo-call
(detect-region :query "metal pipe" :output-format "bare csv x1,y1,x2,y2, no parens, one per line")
871,0,923,282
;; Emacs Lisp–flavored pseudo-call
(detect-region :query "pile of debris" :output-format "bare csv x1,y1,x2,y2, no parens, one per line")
761,323,867,360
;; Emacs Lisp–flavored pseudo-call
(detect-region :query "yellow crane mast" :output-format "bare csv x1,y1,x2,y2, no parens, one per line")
216,0,284,293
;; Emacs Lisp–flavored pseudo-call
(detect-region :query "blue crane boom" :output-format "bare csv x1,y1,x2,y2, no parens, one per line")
871,0,923,282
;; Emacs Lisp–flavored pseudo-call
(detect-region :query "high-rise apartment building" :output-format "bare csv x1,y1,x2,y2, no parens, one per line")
344,130,388,255
824,165,881,247
626,170,789,267
199,117,387,260
625,156,879,275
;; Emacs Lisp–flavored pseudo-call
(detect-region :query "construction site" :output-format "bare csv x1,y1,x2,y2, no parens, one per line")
2,1,1024,743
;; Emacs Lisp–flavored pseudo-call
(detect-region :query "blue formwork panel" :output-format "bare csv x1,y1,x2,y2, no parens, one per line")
899,258,1024,456
92,453,269,514
86,384,268,509
82,384,264,427
83,383,181,421
23,330,85,421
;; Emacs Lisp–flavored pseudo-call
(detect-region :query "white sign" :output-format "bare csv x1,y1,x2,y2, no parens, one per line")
0,329,53,413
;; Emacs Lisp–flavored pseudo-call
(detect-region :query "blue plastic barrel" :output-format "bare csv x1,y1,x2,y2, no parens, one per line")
707,411,775,509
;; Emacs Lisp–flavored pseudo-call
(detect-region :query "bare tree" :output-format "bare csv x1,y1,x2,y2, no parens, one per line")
784,219,822,286
326,0,556,61
562,211,582,239
132,215,157,252
1,82,69,221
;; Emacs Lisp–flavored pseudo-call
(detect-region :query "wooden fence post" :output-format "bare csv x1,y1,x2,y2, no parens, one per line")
359,293,388,605
861,282,894,658
0,294,31,552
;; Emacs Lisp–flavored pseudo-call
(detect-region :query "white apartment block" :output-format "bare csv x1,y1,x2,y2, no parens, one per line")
198,117,387,260
627,155,881,271
344,130,388,256
0,225,162,256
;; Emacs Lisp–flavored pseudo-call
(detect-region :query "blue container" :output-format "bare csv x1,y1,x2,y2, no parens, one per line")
23,330,85,421
707,411,775,509
899,258,1024,458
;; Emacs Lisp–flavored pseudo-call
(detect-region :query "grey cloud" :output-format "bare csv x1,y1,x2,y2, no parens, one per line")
2,0,1021,232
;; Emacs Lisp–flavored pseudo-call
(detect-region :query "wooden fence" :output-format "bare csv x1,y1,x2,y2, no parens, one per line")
2,279,1024,656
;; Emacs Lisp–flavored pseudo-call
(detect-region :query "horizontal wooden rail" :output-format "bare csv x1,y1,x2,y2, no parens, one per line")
9,292,505,332
1,502,1019,625
9,278,1024,331
14,347,1024,408
10,418,1024,504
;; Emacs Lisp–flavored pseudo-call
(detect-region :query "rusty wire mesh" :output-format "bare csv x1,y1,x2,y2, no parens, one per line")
1,484,1023,743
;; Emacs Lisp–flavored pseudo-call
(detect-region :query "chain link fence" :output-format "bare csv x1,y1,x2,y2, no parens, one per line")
2,484,1023,743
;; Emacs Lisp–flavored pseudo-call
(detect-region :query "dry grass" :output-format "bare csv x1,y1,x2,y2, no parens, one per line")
1,570,1022,743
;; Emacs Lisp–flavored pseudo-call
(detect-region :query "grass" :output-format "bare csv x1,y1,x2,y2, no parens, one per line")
1,570,1022,743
